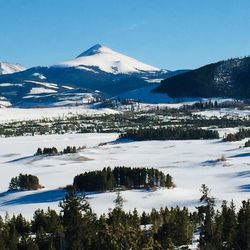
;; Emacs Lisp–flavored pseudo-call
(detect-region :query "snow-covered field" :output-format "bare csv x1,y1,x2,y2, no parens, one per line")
0,106,118,123
0,132,249,219
195,108,250,118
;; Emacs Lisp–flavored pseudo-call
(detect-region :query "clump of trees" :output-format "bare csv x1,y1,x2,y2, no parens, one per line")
73,167,175,192
9,173,42,191
224,128,250,141
182,100,219,110
120,127,220,141
35,145,79,156
36,147,58,155
244,140,250,147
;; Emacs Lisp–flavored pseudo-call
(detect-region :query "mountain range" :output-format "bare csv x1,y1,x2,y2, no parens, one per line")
2,45,250,108
0,44,180,107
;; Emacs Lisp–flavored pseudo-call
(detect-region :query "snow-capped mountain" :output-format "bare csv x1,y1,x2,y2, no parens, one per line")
0,62,26,75
0,44,185,107
57,44,160,74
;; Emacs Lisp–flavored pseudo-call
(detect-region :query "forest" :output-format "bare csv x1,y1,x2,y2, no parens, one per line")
0,185,249,250
73,167,174,192
120,127,219,141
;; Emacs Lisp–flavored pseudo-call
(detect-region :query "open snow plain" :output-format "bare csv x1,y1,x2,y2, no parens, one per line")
0,132,250,219
0,106,118,123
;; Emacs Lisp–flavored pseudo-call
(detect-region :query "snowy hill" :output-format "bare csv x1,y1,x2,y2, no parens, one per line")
58,44,160,74
0,62,25,75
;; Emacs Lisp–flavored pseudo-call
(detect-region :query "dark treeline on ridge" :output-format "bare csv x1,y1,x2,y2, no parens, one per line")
73,167,174,192
120,127,219,141
0,185,249,250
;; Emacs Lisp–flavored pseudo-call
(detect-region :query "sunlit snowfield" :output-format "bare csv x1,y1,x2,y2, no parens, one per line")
0,131,250,219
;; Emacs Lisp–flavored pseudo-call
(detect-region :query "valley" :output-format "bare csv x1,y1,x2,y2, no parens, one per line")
0,103,250,221
1,42,250,250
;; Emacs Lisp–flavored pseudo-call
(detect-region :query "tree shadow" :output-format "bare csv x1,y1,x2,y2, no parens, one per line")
2,189,66,206
235,171,250,178
109,138,134,144
229,153,250,158
238,184,250,192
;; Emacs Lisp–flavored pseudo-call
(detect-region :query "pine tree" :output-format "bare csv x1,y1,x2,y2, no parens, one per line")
114,189,124,210
197,184,215,249
236,200,250,249
59,186,91,250
9,176,18,190
221,200,237,248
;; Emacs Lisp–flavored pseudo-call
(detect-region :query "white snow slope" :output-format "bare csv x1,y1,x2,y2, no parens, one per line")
57,44,160,74
0,132,250,219
0,62,26,75
0,106,119,123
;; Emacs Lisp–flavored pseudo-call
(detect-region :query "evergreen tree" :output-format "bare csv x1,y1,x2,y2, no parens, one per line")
236,200,250,249
9,176,18,190
59,186,97,250
197,184,215,249
114,189,124,210
221,200,237,248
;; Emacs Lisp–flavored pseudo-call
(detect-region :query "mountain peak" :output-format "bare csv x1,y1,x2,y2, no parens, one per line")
77,44,104,58
59,44,161,74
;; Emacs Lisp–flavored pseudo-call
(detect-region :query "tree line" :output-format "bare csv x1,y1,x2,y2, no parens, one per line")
120,127,220,141
181,100,244,111
35,146,86,156
0,185,249,250
73,167,174,192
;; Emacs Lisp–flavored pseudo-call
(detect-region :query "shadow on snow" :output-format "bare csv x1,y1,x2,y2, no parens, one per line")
2,189,67,206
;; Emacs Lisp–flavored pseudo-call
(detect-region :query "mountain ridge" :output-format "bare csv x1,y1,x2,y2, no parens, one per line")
155,56,250,99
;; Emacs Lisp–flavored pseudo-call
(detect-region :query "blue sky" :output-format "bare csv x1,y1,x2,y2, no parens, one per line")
1,0,250,70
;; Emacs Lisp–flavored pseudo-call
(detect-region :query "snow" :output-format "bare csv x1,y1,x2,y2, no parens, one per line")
57,44,160,74
0,62,25,75
116,87,237,106
0,100,11,108
29,87,57,95
145,78,164,83
0,83,22,87
195,108,250,118
116,84,173,104
25,80,58,89
0,106,119,123
62,85,74,90
0,133,250,219
76,65,99,73
0,97,11,107
32,73,47,80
